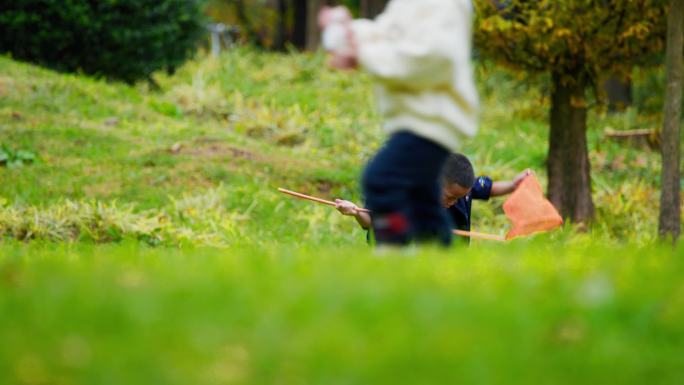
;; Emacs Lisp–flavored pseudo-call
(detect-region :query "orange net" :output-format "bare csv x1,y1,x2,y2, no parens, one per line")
503,175,563,240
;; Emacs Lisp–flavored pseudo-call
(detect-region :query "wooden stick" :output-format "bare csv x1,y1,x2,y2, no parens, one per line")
278,188,371,213
279,188,506,241
453,229,506,242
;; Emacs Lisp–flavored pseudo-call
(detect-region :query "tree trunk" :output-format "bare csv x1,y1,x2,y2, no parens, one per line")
659,0,683,241
547,71,595,224
361,0,388,18
604,76,632,113
273,0,289,51
292,0,307,49
306,0,322,51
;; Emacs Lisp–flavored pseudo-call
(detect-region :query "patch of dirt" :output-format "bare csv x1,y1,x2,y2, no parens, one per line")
104,117,119,126
228,147,257,160
162,138,343,193
155,162,217,190
315,180,333,195
169,137,314,170
176,140,258,161
83,180,122,198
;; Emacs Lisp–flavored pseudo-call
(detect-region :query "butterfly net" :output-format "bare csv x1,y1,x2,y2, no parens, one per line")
503,175,563,240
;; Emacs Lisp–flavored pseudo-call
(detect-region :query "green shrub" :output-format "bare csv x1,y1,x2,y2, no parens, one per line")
0,0,207,83
0,200,168,243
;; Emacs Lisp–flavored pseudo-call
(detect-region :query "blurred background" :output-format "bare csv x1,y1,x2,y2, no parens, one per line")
0,0,677,244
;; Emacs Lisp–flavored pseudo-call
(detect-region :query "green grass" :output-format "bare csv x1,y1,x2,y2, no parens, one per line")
0,49,667,243
0,48,681,384
1,241,684,385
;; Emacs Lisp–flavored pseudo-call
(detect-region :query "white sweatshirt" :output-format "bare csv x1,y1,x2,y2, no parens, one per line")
350,0,478,151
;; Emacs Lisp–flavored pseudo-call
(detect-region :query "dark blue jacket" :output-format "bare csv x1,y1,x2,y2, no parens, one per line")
447,176,493,243
365,176,493,244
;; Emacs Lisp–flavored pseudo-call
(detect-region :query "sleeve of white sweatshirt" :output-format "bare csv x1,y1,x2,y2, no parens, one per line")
350,0,473,89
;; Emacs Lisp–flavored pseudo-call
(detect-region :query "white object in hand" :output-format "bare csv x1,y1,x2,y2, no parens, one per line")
320,6,352,53
322,22,350,53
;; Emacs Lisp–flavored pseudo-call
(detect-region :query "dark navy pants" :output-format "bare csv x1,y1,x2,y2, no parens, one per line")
362,131,452,246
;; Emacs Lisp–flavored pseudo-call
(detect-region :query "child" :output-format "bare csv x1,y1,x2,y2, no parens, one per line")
335,153,532,244
319,0,479,246
440,153,531,243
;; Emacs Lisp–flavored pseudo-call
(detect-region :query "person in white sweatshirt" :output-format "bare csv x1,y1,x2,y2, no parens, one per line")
319,0,479,246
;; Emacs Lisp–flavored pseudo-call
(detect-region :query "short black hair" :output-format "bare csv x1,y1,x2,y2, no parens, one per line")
441,153,474,188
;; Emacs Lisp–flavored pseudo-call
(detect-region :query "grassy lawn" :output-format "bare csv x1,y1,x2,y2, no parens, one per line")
2,242,683,385
0,49,665,244
0,49,681,384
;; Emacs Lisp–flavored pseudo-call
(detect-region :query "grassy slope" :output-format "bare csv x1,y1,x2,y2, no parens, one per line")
0,51,372,207
0,49,667,244
0,51,383,245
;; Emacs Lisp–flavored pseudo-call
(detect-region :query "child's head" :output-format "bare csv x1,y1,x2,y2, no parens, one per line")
441,153,474,207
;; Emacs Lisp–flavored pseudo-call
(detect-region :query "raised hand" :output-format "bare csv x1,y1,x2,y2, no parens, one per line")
513,168,534,188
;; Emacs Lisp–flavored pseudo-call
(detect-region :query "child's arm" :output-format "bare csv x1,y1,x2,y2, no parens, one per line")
349,0,473,88
319,6,358,70
321,0,474,88
335,199,372,229
491,169,533,197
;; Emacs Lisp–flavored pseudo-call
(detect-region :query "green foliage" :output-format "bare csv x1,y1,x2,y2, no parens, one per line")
475,0,667,82
0,0,207,83
474,0,669,222
631,64,684,118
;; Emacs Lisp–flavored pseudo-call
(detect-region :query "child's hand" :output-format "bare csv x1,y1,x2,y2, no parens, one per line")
335,199,359,216
328,52,358,70
513,169,534,188
319,5,358,70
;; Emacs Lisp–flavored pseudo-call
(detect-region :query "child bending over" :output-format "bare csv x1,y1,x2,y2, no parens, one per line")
336,153,531,244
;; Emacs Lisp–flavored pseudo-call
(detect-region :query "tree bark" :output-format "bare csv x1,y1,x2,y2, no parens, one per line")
361,0,388,18
659,0,683,241
306,0,323,51
292,0,307,49
547,71,595,224
604,76,632,113
273,0,289,51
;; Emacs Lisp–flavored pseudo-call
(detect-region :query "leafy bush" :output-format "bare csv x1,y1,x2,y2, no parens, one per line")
0,200,167,243
0,0,207,83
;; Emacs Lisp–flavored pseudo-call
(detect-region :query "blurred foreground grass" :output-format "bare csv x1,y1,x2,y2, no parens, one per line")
1,241,684,385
